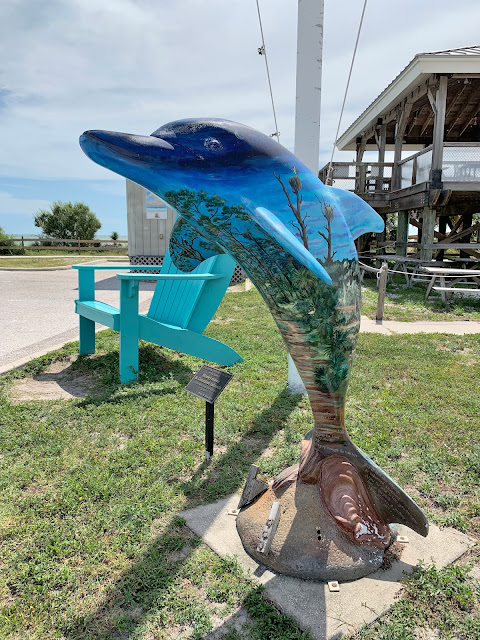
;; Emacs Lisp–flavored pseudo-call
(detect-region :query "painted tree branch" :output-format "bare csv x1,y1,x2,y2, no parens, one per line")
273,171,309,250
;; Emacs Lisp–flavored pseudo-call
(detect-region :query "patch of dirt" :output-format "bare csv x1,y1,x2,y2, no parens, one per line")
205,605,253,638
210,317,237,323
9,358,95,402
415,628,441,640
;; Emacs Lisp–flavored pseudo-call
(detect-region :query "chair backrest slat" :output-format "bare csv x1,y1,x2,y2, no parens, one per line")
147,251,236,331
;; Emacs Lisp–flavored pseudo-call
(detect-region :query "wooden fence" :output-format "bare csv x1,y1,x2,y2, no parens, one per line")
0,237,128,254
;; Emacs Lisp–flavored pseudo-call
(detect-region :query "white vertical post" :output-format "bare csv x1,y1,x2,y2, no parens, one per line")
288,0,324,394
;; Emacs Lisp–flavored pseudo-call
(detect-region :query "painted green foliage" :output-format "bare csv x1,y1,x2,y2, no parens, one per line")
165,184,360,397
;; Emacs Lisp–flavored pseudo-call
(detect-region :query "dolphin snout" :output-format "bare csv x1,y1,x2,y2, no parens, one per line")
79,130,175,159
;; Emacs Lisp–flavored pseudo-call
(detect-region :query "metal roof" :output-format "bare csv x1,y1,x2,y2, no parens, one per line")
336,46,480,151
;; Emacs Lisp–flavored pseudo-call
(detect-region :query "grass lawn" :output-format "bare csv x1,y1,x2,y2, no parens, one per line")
0,289,479,639
0,256,128,268
362,275,480,322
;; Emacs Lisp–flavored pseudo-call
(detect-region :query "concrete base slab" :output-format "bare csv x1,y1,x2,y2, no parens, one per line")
181,494,475,640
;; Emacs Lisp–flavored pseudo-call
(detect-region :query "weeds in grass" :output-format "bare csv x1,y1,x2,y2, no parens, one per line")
0,289,479,638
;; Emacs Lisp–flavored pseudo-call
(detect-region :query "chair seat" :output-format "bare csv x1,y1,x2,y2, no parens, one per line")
75,300,120,331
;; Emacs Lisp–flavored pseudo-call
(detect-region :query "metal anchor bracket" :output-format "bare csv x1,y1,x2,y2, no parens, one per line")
256,501,281,555
238,465,268,509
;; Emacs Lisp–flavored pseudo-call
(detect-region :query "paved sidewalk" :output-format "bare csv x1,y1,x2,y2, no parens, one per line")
0,262,155,373
361,315,480,335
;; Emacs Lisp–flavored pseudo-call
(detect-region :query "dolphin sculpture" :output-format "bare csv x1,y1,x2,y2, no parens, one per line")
80,118,428,557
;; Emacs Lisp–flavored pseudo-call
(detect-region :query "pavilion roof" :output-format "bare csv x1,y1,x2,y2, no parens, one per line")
336,46,480,151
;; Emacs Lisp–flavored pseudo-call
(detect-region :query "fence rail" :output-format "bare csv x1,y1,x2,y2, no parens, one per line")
0,237,128,253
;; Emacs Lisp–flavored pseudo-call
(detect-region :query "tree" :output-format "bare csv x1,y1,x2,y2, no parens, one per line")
34,201,101,241
273,168,309,250
110,231,119,245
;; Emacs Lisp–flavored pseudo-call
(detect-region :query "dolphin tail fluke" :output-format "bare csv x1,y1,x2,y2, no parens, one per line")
341,440,429,537
285,435,429,538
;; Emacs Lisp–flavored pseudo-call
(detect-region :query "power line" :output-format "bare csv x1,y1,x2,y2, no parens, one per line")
255,0,280,142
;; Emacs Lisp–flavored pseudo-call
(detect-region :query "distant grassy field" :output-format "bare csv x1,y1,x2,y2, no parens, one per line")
0,288,479,639
362,275,480,322
0,256,105,268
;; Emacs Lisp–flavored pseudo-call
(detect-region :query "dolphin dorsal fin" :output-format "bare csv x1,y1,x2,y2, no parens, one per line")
253,207,332,285
168,217,224,272
323,185,384,240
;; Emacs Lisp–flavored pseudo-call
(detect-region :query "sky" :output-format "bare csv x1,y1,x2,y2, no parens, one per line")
1,0,480,236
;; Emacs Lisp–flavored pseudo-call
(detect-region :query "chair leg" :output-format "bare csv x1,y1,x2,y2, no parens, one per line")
79,316,95,354
119,333,139,383
119,279,140,383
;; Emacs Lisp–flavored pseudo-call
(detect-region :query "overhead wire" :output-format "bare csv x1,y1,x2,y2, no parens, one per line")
326,0,368,184
255,0,280,142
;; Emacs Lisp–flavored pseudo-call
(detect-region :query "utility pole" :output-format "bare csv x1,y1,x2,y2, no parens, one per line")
288,0,324,393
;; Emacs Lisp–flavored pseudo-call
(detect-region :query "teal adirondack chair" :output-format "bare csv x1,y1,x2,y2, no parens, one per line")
73,253,242,383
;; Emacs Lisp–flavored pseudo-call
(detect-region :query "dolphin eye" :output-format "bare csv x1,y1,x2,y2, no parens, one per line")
204,137,222,151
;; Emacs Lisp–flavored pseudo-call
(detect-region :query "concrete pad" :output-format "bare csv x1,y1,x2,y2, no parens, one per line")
360,316,393,335
360,315,480,335
181,494,475,640
384,320,480,335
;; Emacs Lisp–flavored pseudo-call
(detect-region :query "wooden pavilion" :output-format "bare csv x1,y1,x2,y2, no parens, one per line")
320,46,480,263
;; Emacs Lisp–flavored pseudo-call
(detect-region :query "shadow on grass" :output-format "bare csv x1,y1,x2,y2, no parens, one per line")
73,344,195,407
63,388,303,640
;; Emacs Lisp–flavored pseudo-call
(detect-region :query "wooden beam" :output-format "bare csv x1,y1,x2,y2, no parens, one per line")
392,102,413,190
446,83,480,135
396,211,409,257
431,76,448,186
427,88,437,115
375,122,387,190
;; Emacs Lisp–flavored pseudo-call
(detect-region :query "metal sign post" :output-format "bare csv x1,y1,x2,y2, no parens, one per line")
185,365,233,461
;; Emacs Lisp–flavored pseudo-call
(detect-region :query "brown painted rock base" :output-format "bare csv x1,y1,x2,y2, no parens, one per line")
236,481,388,581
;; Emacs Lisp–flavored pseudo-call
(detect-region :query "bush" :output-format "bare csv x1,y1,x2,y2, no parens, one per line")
0,226,24,255
33,201,101,244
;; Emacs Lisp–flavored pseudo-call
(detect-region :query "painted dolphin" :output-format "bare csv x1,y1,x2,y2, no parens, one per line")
80,118,428,548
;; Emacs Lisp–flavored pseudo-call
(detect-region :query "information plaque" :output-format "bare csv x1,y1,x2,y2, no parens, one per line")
185,366,233,460
185,365,233,404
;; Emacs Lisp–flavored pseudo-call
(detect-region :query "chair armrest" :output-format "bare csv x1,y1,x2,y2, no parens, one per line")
116,273,223,281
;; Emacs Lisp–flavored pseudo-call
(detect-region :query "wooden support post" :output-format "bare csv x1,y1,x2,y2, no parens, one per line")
396,211,409,257
460,212,473,259
420,207,437,261
375,121,387,191
430,76,448,188
355,136,367,192
437,216,447,262
392,102,413,191
376,213,387,262
376,262,388,323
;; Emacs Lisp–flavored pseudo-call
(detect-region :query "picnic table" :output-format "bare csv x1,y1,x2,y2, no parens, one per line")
367,255,448,287
421,266,480,301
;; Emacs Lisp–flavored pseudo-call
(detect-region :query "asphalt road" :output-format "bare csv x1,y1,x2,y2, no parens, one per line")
0,263,155,370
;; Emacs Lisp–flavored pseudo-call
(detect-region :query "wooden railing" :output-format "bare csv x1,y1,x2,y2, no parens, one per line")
319,162,393,194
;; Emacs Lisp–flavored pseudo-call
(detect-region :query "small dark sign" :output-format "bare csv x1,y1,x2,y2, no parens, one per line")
185,365,233,404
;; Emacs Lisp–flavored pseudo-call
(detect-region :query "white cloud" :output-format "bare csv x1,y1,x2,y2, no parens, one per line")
0,0,479,180
0,191,50,216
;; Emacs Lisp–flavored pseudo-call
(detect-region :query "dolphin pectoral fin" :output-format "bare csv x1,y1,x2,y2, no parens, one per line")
168,217,225,271
253,207,332,285
324,185,385,240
